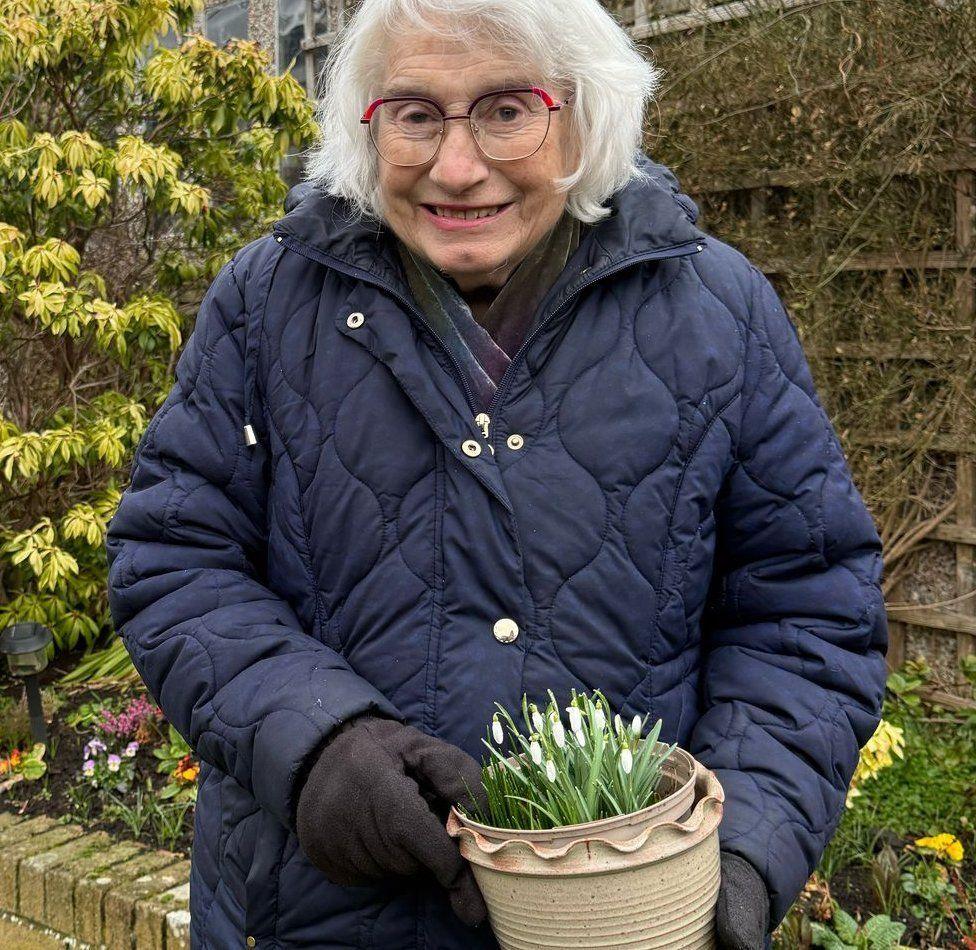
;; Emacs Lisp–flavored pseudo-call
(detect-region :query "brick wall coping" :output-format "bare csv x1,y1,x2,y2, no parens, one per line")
0,809,191,950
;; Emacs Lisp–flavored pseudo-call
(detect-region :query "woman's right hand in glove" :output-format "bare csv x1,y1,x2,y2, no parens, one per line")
295,714,491,927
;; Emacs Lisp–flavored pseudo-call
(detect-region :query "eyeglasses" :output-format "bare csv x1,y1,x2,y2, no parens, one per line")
360,86,574,167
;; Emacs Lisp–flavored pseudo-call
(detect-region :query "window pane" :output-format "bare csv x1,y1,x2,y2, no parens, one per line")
205,0,249,47
311,46,330,98
277,0,306,86
312,0,361,36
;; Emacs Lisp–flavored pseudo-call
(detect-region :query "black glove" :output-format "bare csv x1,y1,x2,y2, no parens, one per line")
295,714,490,928
715,851,771,950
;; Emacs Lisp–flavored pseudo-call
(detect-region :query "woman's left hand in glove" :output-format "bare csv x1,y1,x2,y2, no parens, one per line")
715,851,771,950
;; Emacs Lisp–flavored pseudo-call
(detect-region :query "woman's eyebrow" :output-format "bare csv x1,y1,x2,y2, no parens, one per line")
379,77,537,99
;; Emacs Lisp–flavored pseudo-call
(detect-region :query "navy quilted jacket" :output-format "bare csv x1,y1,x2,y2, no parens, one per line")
105,150,889,949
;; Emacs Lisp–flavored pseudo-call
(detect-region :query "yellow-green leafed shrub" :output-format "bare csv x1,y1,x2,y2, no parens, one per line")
0,0,319,658
845,719,906,809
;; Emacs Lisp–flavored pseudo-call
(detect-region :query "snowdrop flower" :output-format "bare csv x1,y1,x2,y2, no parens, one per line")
614,714,624,736
531,705,544,734
545,759,557,782
107,754,121,773
529,738,543,766
123,741,139,758
551,718,565,748
82,759,95,775
620,747,633,774
574,729,586,748
567,704,582,734
491,715,504,745
594,707,606,731
631,714,642,736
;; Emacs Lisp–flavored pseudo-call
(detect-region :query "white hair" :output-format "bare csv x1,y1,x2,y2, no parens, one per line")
298,0,663,225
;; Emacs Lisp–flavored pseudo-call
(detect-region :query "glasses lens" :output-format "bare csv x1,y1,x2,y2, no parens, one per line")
471,90,551,161
369,99,443,166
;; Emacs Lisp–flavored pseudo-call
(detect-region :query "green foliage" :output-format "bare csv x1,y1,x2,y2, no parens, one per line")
810,900,908,950
0,0,318,658
883,657,932,711
463,689,675,831
0,741,48,781
899,857,964,936
857,696,976,835
58,638,144,687
153,721,197,802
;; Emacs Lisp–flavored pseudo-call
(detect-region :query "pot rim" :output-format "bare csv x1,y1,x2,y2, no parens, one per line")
456,742,697,840
447,759,724,865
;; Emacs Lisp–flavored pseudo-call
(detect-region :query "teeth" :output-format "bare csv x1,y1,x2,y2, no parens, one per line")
433,205,501,220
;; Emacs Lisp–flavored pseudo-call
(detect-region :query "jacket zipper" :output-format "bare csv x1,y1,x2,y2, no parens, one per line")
272,230,704,448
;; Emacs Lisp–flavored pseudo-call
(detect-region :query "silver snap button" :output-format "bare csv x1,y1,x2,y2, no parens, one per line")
346,312,365,328
696,244,704,252
506,434,524,450
492,618,519,643
461,440,481,457
275,236,282,243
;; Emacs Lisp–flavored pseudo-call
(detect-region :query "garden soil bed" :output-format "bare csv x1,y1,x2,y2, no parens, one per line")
0,654,194,857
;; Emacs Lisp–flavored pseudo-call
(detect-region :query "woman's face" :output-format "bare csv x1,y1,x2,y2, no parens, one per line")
375,34,577,294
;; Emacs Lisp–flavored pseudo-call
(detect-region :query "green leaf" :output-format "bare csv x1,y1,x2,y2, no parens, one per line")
833,904,861,944
811,922,852,949
862,915,906,950
503,794,559,825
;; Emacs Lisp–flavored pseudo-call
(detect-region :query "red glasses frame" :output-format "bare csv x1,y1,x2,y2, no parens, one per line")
360,86,574,165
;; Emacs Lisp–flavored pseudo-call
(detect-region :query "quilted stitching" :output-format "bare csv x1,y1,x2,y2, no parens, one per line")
106,151,888,947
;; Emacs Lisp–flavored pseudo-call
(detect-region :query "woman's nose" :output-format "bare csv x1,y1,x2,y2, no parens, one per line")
427,119,490,190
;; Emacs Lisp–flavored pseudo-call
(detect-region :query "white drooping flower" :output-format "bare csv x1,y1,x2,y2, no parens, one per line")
552,718,566,747
614,714,624,736
530,738,543,766
492,715,504,745
567,704,582,733
574,728,586,748
594,708,606,731
620,747,633,774
531,705,545,733
631,714,642,736
546,759,557,782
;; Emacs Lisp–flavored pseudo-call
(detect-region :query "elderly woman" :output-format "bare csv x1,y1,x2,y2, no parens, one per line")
105,0,889,947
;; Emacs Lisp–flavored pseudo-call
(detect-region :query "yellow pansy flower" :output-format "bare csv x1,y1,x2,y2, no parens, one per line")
914,833,964,862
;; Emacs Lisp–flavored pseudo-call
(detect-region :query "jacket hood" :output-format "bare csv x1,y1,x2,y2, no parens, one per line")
272,150,708,292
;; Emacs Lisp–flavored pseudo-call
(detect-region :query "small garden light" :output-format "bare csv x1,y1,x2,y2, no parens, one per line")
0,622,53,745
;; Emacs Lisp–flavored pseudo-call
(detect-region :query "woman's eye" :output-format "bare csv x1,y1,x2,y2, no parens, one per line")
493,106,522,122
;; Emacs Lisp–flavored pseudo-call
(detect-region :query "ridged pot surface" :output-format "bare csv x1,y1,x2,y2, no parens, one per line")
446,751,724,950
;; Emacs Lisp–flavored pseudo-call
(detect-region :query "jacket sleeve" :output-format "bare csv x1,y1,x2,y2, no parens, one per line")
688,263,889,929
105,248,404,833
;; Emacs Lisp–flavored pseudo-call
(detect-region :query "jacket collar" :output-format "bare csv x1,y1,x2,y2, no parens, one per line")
271,150,708,296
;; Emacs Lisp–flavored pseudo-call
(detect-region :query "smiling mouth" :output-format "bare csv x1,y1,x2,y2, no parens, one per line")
422,202,514,221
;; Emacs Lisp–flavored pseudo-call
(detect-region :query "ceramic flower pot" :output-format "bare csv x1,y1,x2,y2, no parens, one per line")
446,742,724,950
